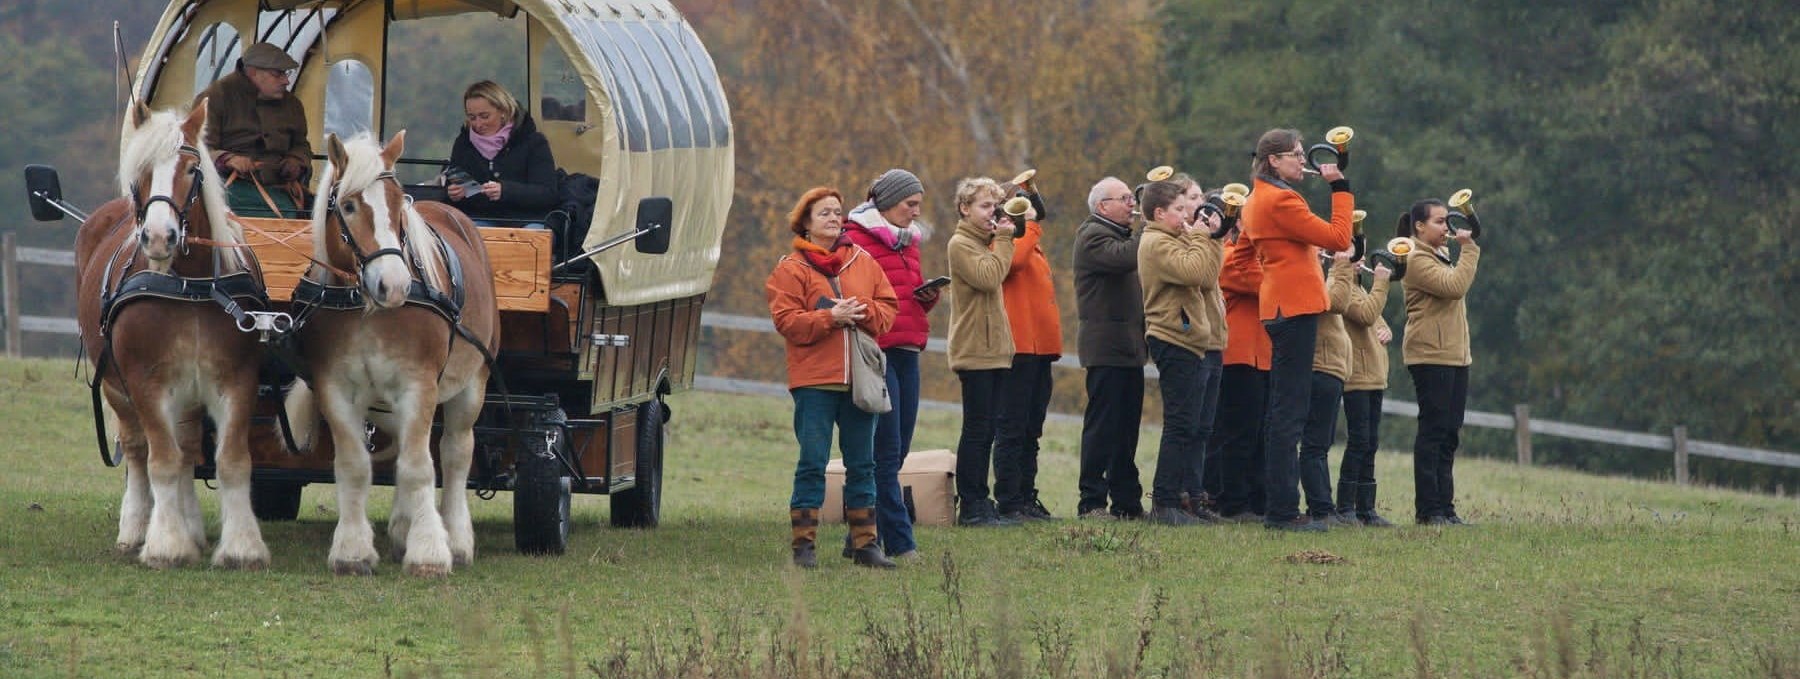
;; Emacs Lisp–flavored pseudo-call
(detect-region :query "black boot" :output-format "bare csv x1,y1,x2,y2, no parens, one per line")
846,507,897,569
1358,483,1395,527
1334,480,1362,525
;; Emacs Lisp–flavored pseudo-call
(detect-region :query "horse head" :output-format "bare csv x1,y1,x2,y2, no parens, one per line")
118,99,237,269
313,131,444,310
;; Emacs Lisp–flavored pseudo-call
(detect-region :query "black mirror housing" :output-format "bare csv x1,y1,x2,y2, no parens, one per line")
25,165,65,222
634,196,672,255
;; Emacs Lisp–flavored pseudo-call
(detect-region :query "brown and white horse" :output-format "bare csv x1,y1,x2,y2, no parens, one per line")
74,100,270,569
284,132,498,577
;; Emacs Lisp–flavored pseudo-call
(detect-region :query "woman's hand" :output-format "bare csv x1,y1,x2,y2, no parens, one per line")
1374,263,1392,281
829,297,867,326
1452,228,1475,246
913,286,941,306
447,182,466,201
481,181,503,201
1319,162,1345,183
1377,326,1393,344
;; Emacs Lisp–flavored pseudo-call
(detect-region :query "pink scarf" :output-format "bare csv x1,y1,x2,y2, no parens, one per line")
469,123,513,160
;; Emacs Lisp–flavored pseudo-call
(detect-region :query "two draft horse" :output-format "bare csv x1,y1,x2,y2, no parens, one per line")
284,132,499,577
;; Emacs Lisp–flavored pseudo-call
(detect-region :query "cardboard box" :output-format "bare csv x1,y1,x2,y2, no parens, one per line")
821,449,956,526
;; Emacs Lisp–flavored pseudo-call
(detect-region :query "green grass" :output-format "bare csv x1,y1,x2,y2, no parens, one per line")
0,356,1795,677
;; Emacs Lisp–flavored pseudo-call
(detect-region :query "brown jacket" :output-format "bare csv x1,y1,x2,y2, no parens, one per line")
765,242,898,390
195,71,311,186
1138,223,1227,356
1311,259,1356,380
1343,274,1392,391
946,218,1016,371
1402,240,1481,366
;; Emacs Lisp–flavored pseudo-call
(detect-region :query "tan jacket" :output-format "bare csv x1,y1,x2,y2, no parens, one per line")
1343,274,1392,391
946,218,1016,371
1402,240,1481,366
1138,223,1226,356
1311,259,1356,380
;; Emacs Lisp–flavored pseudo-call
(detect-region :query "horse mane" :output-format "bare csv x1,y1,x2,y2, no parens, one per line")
118,106,244,270
311,134,445,291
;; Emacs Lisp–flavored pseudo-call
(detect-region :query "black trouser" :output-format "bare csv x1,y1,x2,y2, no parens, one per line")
1078,366,1145,515
1147,338,1222,506
955,368,1009,511
1340,389,1383,486
1261,313,1319,524
994,354,1055,514
1409,365,1469,520
1299,371,1344,518
1209,365,1268,516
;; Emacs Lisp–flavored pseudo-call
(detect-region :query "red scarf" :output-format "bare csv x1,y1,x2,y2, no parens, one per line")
793,237,847,276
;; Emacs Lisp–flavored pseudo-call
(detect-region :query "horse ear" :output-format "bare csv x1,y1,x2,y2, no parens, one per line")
182,98,209,140
129,100,152,130
326,133,347,171
381,130,406,168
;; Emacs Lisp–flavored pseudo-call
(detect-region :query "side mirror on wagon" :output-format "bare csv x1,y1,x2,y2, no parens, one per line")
633,196,672,255
25,164,84,222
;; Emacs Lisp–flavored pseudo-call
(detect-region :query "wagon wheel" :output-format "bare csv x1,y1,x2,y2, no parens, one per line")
610,397,666,528
514,408,572,555
251,479,306,521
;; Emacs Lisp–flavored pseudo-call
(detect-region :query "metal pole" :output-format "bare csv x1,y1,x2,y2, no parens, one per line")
3,231,20,357
1514,404,1532,466
1673,426,1690,486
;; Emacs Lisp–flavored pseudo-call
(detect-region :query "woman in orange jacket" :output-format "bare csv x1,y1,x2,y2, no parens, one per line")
765,187,900,568
1207,214,1271,522
994,191,1062,522
1241,128,1354,533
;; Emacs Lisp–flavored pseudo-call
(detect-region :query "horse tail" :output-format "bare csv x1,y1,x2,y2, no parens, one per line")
283,381,319,453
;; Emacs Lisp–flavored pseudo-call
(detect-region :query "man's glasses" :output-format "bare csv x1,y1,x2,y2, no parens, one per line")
1102,195,1136,204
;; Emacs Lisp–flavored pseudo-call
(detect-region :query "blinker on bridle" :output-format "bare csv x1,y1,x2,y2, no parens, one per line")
328,170,412,270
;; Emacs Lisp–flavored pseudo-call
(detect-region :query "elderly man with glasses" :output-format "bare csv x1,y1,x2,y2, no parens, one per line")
194,42,312,217
1071,177,1149,520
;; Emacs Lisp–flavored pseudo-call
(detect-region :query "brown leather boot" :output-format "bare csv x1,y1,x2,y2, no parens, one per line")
844,507,896,569
790,508,818,568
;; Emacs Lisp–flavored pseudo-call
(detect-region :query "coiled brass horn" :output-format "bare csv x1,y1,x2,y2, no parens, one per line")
1369,235,1412,281
1220,182,1249,219
1133,165,1176,213
1447,188,1481,240
1304,126,1354,174
1349,209,1368,262
1002,195,1033,230
1010,168,1048,221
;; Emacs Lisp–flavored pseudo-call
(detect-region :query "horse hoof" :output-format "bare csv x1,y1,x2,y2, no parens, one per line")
213,553,270,571
141,552,197,570
331,559,376,577
115,541,144,556
451,551,472,568
404,562,451,579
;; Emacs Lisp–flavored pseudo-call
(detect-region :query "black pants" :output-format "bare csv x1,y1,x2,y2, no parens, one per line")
1261,313,1319,524
1209,365,1268,516
994,354,1055,513
1299,371,1344,517
955,368,1010,510
1409,365,1469,520
1078,366,1145,515
1147,338,1221,506
1340,389,1383,486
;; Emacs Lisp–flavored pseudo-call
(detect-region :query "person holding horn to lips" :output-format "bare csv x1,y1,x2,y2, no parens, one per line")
993,175,1062,523
1336,240,1396,527
1397,199,1481,526
1242,128,1355,533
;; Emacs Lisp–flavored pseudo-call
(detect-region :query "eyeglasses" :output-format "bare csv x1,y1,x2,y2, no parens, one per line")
1272,150,1304,160
258,67,295,80
1101,195,1136,205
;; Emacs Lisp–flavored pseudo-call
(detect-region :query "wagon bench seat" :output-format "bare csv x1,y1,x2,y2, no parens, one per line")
237,217,552,313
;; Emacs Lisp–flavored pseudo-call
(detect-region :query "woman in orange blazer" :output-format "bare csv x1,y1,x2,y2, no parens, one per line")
1207,213,1271,522
766,187,899,568
1241,128,1354,533
994,194,1063,522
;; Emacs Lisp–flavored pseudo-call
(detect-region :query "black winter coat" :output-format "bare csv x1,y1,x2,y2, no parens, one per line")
448,113,558,221
1072,213,1148,368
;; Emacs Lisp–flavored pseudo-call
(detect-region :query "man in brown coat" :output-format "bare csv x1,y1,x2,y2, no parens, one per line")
195,42,311,217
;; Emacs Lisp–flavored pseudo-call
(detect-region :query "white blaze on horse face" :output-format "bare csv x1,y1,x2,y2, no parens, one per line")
359,188,412,309
138,151,183,263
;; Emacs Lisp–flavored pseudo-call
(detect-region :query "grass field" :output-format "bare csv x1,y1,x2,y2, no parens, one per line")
0,356,1795,678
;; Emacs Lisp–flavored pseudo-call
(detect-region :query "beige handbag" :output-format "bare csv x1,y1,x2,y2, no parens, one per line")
828,276,891,414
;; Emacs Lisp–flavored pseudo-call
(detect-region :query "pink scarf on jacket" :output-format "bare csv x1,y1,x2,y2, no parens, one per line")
469,124,514,160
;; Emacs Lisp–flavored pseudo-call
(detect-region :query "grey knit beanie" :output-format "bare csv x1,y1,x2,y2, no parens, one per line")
868,169,924,211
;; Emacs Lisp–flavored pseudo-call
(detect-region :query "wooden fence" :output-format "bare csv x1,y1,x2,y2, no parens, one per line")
0,233,79,356
699,312,1800,484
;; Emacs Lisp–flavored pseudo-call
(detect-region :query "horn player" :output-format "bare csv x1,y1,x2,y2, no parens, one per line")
994,179,1061,523
1395,198,1480,526
1241,127,1355,533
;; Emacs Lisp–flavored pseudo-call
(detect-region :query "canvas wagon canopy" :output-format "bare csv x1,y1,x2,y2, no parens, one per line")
130,0,732,306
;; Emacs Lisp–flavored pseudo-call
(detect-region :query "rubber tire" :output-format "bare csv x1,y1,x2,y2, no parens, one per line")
610,398,665,528
514,412,572,555
250,480,305,521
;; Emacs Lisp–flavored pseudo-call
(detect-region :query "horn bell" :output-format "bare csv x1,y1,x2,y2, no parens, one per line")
1146,165,1174,182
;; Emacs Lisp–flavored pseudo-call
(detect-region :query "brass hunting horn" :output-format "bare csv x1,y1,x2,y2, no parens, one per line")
1010,168,1047,221
1304,126,1355,174
1447,188,1481,240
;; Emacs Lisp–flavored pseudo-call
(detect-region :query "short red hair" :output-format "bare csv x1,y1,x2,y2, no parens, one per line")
787,186,844,236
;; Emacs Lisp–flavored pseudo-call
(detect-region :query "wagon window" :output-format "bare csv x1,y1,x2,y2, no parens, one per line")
595,22,670,151
620,22,693,149
324,59,375,138
649,22,712,148
538,42,587,124
564,19,644,151
193,23,241,97
672,24,731,146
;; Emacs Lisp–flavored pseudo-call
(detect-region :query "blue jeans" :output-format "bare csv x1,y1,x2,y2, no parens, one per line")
789,387,878,510
873,348,921,553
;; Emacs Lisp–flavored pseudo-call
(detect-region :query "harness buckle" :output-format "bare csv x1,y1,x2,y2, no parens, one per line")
237,310,295,341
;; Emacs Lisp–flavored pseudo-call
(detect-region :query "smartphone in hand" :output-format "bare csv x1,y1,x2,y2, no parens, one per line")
913,275,950,301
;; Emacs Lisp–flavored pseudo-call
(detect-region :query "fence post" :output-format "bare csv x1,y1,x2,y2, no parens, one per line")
1673,426,1689,486
3,231,19,357
1514,403,1532,465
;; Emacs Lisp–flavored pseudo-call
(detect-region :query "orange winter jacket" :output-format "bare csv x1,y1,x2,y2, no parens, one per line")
1002,220,1063,357
1242,176,1354,320
1219,235,1270,369
765,241,898,390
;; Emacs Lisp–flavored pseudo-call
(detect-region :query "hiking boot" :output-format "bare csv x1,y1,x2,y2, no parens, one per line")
958,501,1020,527
1265,516,1328,533
1445,515,1474,526
1023,498,1057,521
845,507,897,569
1356,483,1394,527
1319,513,1358,528
1419,515,1453,526
789,509,819,569
1147,504,1203,526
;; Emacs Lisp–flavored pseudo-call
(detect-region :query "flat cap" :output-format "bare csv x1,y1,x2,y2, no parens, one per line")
242,43,299,71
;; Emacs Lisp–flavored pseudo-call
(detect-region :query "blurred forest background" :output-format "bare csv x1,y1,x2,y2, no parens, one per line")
0,0,1793,492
